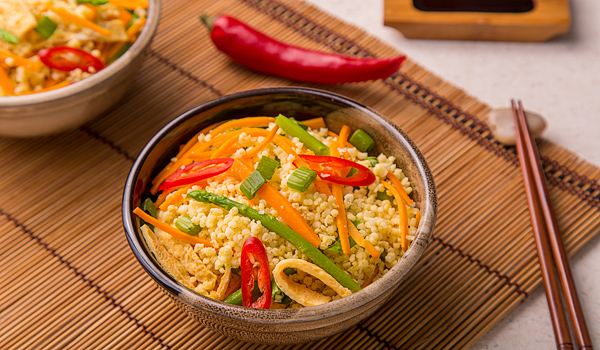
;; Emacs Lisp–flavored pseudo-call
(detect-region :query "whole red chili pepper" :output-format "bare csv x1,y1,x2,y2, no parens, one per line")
200,14,405,84
240,237,272,309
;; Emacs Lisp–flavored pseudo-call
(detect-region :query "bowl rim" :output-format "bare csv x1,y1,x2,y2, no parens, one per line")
122,86,437,325
0,0,161,115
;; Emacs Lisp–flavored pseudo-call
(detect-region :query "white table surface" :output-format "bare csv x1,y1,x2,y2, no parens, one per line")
303,0,600,348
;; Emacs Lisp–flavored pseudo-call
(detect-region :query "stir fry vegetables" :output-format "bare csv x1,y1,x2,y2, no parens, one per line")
0,0,148,96
134,115,420,309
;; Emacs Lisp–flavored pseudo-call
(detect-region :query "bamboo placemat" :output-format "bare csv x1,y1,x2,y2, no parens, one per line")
1,0,599,349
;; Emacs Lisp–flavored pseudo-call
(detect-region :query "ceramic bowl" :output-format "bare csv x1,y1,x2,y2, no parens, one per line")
0,0,161,138
122,87,437,344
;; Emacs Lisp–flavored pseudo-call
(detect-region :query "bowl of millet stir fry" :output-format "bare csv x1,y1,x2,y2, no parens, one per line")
0,0,160,137
123,87,437,344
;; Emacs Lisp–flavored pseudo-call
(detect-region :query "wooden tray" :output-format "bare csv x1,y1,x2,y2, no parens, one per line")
1,0,598,349
384,0,571,41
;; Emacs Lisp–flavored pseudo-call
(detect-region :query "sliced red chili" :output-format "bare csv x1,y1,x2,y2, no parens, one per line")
157,158,234,192
241,237,272,309
38,46,104,73
299,155,376,186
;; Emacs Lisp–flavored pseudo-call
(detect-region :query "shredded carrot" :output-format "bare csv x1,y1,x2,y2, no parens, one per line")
246,125,279,158
329,139,350,254
158,186,191,211
99,42,110,63
327,131,338,138
382,181,409,252
84,4,96,21
16,81,70,95
386,171,414,206
133,208,214,248
42,78,57,89
360,265,379,289
106,41,126,61
109,0,149,9
232,160,322,248
338,126,351,147
0,50,41,72
117,8,132,25
188,150,214,161
0,68,14,95
313,180,332,197
224,273,241,298
209,117,275,137
348,219,380,259
302,117,327,130
126,17,146,40
211,130,246,159
332,183,350,255
199,120,226,135
415,211,421,227
52,8,112,37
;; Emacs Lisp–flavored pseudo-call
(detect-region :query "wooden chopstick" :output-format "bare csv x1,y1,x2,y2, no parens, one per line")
512,100,594,350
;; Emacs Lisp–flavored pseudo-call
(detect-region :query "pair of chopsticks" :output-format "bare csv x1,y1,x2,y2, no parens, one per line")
512,100,593,350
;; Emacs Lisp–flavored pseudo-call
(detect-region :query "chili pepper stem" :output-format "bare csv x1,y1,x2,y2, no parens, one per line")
199,14,215,31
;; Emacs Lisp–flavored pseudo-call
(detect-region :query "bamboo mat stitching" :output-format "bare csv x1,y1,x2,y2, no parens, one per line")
0,206,172,350
147,49,224,97
81,127,136,162
240,0,600,209
431,236,528,297
355,323,396,350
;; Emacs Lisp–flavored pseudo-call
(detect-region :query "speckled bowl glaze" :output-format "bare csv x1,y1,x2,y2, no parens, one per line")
0,0,160,138
122,87,437,344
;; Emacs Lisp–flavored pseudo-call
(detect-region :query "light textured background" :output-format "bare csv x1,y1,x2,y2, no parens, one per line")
302,0,600,348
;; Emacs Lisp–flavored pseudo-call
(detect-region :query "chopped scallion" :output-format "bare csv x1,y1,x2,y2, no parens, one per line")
0,28,19,44
272,281,292,304
256,156,280,180
175,216,202,236
287,167,317,192
349,129,375,153
275,114,329,156
365,156,378,167
283,267,296,275
351,218,362,227
35,16,58,39
240,170,266,199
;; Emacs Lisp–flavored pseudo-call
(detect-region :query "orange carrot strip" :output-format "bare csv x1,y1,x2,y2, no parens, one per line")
360,265,379,289
109,0,148,9
158,186,191,211
338,125,351,148
199,120,225,135
386,171,414,205
84,4,96,21
348,219,380,259
211,130,245,159
382,181,409,252
105,41,126,60
209,117,274,137
188,150,214,161
329,139,350,254
246,126,279,158
415,211,421,227
117,8,132,25
133,207,214,247
52,8,111,37
313,181,332,197
0,68,14,95
16,81,70,95
232,160,321,247
126,17,146,40
302,117,326,130
42,78,57,89
327,131,338,138
332,183,350,254
0,50,41,72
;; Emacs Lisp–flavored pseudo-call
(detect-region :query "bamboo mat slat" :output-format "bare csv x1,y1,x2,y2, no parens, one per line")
2,0,600,349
